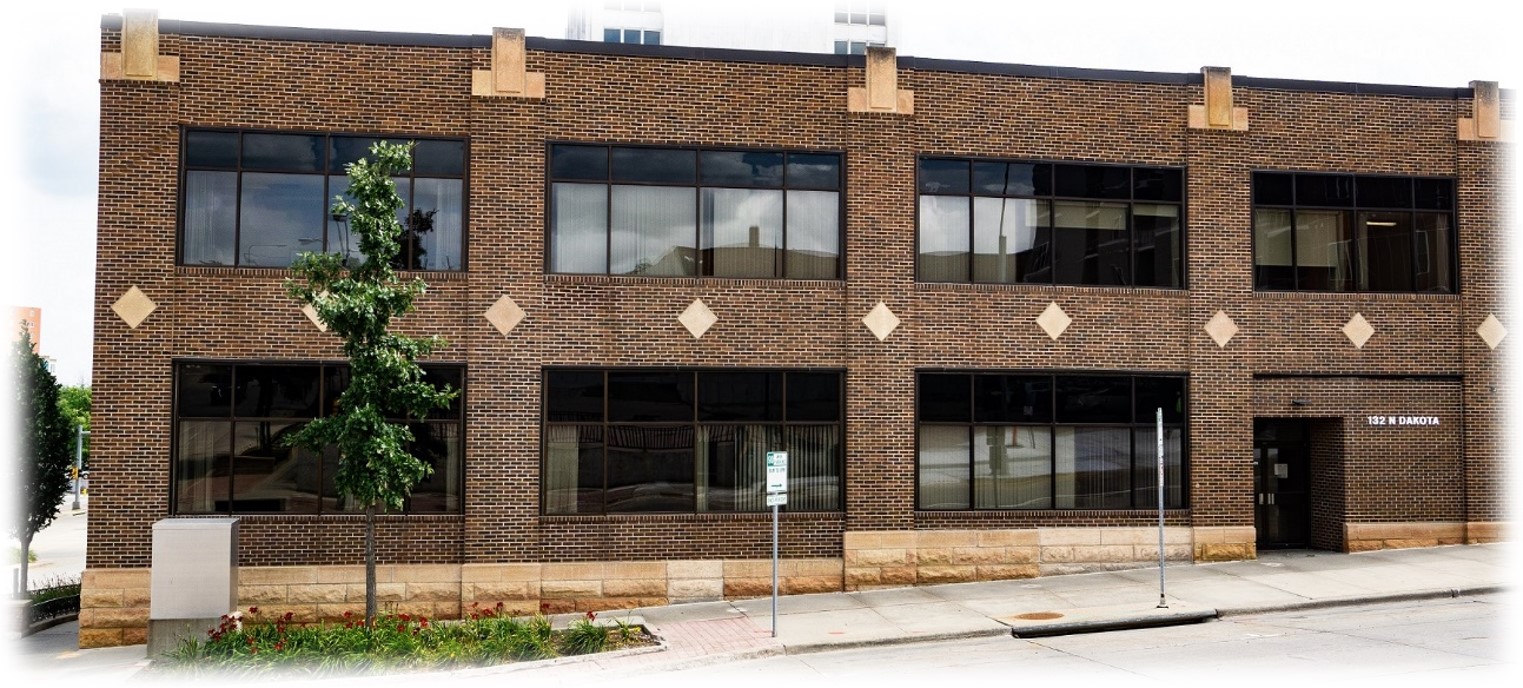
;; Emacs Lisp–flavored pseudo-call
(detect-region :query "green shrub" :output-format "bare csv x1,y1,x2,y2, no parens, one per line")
156,604,652,677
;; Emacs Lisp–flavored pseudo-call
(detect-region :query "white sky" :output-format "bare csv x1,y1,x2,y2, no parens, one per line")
1,0,1518,386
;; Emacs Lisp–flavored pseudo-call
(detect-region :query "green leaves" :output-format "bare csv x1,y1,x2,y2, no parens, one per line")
282,141,456,514
11,327,74,548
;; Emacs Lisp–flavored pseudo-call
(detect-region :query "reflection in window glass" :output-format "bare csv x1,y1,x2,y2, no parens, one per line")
920,158,1180,287
611,186,697,276
919,196,970,282
918,426,970,509
183,171,238,266
180,129,465,270
1253,209,1295,290
544,369,843,514
1414,213,1453,294
411,178,463,271
176,421,230,514
1253,171,1454,293
973,197,1044,284
785,190,840,279
1295,210,1353,292
1052,201,1129,286
238,173,326,268
551,183,609,273
231,421,317,513
606,425,696,512
1055,427,1131,509
974,426,1051,509
917,372,1186,510
701,188,781,277
544,425,604,515
1357,211,1413,292
172,362,464,515
1133,204,1180,288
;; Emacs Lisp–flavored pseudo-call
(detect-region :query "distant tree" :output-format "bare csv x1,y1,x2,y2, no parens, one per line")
10,328,73,595
283,141,455,628
58,385,90,469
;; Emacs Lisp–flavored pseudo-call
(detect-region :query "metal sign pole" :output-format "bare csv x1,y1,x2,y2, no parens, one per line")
771,502,779,638
1156,407,1167,609
72,426,84,510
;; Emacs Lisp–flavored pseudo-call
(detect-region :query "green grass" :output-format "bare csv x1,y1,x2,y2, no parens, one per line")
9,547,37,564
154,604,652,677
28,575,79,603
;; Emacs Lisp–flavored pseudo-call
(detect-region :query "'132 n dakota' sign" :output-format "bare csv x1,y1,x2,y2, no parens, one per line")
1366,415,1441,426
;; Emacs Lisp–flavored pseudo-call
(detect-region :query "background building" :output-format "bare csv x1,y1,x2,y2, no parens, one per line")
567,1,898,54
81,10,1508,648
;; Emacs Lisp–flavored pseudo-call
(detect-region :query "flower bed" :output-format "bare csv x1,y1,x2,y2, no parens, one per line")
154,604,654,677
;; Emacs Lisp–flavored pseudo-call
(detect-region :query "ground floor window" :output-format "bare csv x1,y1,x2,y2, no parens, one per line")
917,372,1186,510
172,361,464,514
542,368,844,514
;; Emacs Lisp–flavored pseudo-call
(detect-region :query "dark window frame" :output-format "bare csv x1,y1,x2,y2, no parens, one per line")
169,359,466,516
177,126,470,271
1250,170,1458,294
914,370,1189,511
540,367,847,515
915,156,1187,288
545,141,847,280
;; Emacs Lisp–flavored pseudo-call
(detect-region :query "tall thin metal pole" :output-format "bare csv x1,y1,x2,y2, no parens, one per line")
771,503,779,638
1156,407,1167,608
72,425,83,510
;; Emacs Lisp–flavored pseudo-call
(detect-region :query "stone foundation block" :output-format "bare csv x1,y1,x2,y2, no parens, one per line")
668,578,723,600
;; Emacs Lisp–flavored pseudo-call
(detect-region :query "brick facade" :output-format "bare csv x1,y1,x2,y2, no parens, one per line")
86,16,1510,647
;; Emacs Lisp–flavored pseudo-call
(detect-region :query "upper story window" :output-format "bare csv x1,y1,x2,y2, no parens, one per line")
180,129,466,270
548,144,843,279
172,361,464,515
918,158,1184,287
543,368,844,514
833,1,887,54
602,1,662,45
1252,172,1456,293
917,372,1186,511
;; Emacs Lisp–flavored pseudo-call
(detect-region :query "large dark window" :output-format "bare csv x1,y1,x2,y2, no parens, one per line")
917,372,1186,510
1252,172,1455,293
548,144,843,279
172,362,464,514
181,129,466,270
917,159,1183,287
543,369,843,514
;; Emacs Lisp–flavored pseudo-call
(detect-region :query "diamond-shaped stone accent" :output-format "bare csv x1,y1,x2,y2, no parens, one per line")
679,298,718,339
1204,310,1239,348
1036,302,1072,340
484,295,526,336
1342,313,1374,349
301,303,329,333
111,286,156,329
1477,313,1507,350
862,302,900,341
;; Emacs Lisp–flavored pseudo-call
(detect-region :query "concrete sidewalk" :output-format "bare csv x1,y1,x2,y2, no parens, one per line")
13,543,1511,680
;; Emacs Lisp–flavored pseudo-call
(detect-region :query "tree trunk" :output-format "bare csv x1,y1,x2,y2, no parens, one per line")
365,503,376,628
18,533,31,598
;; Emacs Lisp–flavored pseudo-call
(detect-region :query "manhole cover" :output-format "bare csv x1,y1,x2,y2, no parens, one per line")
1015,612,1064,620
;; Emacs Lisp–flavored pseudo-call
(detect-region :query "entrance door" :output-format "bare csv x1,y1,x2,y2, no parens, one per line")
1253,419,1310,548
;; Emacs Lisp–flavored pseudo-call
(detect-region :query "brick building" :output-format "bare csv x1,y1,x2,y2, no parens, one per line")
84,10,1510,647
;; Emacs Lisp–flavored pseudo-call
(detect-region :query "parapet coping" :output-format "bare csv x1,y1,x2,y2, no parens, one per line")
100,14,1490,100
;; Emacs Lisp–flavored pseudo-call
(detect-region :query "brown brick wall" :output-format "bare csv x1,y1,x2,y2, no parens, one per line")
90,24,1506,586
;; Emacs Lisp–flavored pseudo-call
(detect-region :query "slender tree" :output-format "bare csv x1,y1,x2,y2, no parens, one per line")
10,327,73,596
58,385,90,469
283,141,455,627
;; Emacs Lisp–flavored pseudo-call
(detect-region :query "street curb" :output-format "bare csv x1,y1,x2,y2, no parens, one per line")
1214,585,1509,617
1008,609,1217,638
780,627,1010,655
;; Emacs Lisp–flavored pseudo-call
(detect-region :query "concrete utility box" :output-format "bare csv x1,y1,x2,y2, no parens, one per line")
147,518,239,656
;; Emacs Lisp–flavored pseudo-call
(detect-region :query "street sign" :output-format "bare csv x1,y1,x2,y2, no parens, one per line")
765,451,788,493
766,492,787,506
